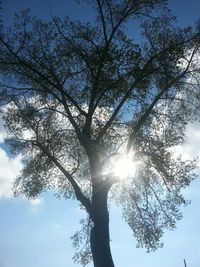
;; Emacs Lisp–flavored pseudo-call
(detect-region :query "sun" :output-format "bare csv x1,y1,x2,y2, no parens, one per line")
104,151,140,181
112,156,133,179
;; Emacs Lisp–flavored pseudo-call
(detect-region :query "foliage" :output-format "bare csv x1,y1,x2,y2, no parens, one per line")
0,0,200,266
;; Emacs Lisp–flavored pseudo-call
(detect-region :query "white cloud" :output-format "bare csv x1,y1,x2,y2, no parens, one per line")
0,114,7,143
0,148,23,198
29,198,44,206
175,122,200,162
29,198,44,212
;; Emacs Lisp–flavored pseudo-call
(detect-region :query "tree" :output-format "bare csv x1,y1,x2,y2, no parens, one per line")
0,1,200,266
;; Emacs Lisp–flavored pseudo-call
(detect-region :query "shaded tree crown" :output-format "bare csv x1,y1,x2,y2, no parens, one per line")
0,0,200,266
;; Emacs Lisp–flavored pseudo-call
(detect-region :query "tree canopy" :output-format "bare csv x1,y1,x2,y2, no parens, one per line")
0,1,200,266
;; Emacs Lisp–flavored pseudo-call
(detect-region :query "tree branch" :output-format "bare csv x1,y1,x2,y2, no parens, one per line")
36,141,91,214
0,36,87,117
96,0,108,42
126,51,197,152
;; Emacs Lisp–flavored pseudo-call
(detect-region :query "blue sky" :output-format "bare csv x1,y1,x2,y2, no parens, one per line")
0,1,200,267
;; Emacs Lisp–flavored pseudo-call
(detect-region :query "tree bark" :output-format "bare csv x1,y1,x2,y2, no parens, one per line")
90,184,115,267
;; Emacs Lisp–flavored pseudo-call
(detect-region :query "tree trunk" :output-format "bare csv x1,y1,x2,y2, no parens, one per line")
90,184,115,267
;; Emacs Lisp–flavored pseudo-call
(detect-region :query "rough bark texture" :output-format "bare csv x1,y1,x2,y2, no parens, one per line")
90,184,115,267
